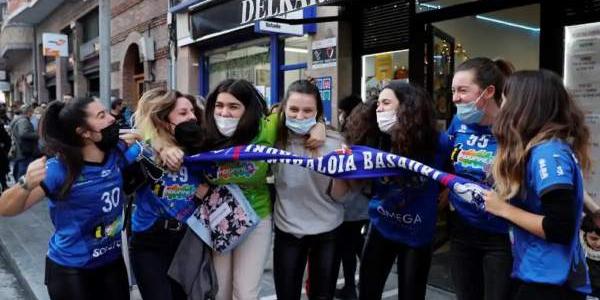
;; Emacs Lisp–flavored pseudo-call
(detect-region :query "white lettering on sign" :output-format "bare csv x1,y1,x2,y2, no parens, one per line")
241,0,333,24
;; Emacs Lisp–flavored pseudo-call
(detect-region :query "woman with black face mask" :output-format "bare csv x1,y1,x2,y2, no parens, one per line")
0,97,142,300
130,88,210,300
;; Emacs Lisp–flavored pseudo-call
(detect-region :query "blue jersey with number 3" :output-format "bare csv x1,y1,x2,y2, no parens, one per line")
41,142,141,268
447,116,508,233
510,140,590,293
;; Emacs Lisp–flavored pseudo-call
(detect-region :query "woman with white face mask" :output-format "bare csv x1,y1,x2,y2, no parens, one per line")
202,79,326,300
331,81,448,300
271,80,345,300
446,57,514,300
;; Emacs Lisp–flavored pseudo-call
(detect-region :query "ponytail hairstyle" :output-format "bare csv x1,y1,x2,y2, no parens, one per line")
492,70,591,200
455,57,514,106
276,80,324,149
40,97,95,199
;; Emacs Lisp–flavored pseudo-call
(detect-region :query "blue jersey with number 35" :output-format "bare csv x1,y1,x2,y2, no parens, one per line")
447,116,508,233
41,142,141,268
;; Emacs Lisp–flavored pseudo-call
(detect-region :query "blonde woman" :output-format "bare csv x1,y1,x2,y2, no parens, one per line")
130,88,207,300
484,70,591,299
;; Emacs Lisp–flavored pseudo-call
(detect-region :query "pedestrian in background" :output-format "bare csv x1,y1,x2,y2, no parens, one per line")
333,96,372,300
9,104,39,180
0,116,11,191
484,69,591,299
111,97,131,130
0,97,142,300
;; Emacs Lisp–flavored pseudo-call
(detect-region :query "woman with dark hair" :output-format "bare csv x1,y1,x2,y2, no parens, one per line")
333,98,375,300
332,81,448,300
271,80,345,300
447,57,514,300
0,97,141,300
484,70,591,299
203,79,325,300
131,88,207,300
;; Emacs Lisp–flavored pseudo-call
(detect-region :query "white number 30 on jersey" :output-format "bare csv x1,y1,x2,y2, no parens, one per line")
101,187,121,213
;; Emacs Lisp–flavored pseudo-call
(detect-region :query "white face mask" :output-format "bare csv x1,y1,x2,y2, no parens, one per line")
376,110,398,133
214,115,240,137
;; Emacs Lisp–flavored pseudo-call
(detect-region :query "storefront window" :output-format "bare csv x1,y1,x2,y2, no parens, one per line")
283,35,309,92
361,50,409,101
207,39,271,103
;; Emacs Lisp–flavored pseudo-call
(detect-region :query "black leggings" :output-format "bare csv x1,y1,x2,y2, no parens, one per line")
45,256,129,300
334,220,368,289
513,280,586,300
359,225,432,300
130,220,187,300
273,226,339,300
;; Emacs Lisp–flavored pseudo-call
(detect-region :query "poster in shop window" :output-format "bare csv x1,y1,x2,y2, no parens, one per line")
564,21,600,201
314,76,333,124
312,38,337,69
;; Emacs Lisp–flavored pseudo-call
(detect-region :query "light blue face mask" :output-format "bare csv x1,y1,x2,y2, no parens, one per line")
285,116,317,135
456,89,488,124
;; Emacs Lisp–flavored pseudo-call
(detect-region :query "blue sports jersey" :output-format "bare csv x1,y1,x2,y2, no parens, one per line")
510,140,590,294
446,116,508,233
41,142,141,269
368,133,448,247
132,146,203,232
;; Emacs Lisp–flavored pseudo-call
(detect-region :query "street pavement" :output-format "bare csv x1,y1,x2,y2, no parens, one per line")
0,253,29,299
0,202,455,300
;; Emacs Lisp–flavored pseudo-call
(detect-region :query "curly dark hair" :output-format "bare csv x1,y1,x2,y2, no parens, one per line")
343,97,378,146
345,81,438,163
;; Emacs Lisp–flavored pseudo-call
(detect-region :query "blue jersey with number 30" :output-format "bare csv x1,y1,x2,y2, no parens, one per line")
41,142,141,268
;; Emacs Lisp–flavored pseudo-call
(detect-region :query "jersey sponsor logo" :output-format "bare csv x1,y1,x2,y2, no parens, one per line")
217,162,257,180
93,215,123,239
538,159,549,180
162,184,196,201
101,169,112,177
376,205,423,224
452,143,494,171
92,240,121,258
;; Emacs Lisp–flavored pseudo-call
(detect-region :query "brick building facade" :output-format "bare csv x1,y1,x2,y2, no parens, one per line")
111,0,170,108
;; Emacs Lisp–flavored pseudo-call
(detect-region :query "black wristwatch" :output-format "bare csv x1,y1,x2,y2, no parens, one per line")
18,176,32,191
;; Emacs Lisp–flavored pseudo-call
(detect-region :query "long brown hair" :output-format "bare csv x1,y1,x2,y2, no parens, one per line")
492,70,590,199
385,81,438,162
276,80,324,149
204,79,268,148
344,81,438,163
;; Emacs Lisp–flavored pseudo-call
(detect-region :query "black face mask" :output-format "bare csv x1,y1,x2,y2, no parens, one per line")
95,123,120,152
174,120,204,154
